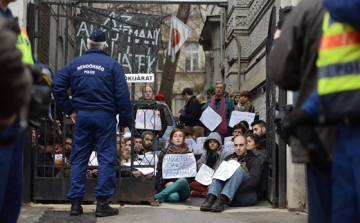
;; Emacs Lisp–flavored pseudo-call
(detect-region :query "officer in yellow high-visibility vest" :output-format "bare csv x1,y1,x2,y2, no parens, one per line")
300,11,360,223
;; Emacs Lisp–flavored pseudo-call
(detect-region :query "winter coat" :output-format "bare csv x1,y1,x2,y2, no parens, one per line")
253,149,269,192
197,132,230,171
201,94,234,133
224,151,262,194
155,144,195,190
180,95,202,127
268,0,336,163
52,49,132,127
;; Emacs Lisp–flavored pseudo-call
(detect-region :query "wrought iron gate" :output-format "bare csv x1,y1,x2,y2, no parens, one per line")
23,1,162,203
265,6,287,209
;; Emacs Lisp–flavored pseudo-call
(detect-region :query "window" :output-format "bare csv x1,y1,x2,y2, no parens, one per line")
185,43,199,71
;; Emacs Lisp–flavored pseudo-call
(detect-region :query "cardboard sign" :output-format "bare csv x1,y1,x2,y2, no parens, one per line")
200,107,222,131
195,164,214,186
135,109,161,131
212,160,240,181
228,111,255,129
162,154,197,179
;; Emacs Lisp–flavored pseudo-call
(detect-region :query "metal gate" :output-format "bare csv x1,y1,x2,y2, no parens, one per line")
23,1,162,203
265,6,287,208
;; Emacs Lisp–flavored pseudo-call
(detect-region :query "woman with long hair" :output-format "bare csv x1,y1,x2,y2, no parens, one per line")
155,129,195,203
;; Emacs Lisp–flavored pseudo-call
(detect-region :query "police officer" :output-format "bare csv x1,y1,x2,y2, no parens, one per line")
52,30,132,217
0,0,33,221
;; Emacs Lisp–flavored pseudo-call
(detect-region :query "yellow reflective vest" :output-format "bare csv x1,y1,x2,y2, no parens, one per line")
317,12,360,120
16,28,34,65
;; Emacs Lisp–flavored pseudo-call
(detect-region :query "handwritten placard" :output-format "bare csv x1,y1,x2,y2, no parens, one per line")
196,137,207,145
195,164,214,186
54,154,62,160
135,109,161,131
162,154,197,179
224,141,235,154
124,162,155,175
224,136,233,144
212,160,240,181
228,111,255,129
200,107,222,131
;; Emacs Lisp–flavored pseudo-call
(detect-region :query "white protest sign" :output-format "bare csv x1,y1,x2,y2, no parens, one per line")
224,141,234,154
54,154,62,160
200,107,222,131
224,136,233,144
196,137,207,145
162,154,197,179
228,111,256,129
135,109,161,131
88,151,98,166
185,138,196,153
195,164,214,186
124,162,155,175
125,73,154,83
192,144,205,155
212,160,240,181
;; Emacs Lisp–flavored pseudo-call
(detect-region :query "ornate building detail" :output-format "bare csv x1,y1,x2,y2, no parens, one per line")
236,0,252,6
236,0,267,27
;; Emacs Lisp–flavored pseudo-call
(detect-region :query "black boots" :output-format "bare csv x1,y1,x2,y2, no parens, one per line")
95,199,119,217
70,201,83,216
210,194,229,212
200,193,217,211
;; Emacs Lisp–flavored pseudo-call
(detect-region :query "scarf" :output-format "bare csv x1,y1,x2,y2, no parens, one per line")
210,95,227,134
166,143,190,154
236,101,253,112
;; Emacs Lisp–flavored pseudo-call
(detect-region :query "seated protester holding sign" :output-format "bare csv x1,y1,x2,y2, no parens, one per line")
133,86,167,151
234,91,255,113
190,132,230,197
155,129,195,203
200,135,262,212
246,133,269,200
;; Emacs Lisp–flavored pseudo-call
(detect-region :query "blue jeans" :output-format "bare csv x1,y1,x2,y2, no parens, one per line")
0,122,24,223
209,167,257,206
155,178,190,203
67,110,117,201
307,164,332,223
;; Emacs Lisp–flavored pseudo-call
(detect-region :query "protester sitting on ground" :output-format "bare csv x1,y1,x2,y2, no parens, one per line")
65,133,73,161
193,126,205,141
124,137,138,160
140,131,154,154
155,129,195,203
234,91,255,113
246,133,269,200
251,120,267,148
233,91,241,106
200,135,262,212
134,135,143,155
239,121,250,134
232,123,247,138
183,126,196,139
37,132,61,177
190,132,230,197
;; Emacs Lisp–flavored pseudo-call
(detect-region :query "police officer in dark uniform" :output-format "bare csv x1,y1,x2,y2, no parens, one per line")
52,30,132,217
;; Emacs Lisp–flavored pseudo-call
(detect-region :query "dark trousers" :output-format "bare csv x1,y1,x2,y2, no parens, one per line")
67,110,117,201
0,123,24,223
307,164,332,223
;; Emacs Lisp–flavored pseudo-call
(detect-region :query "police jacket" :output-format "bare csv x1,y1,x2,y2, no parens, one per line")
180,95,202,127
224,151,262,194
268,0,336,163
52,49,132,127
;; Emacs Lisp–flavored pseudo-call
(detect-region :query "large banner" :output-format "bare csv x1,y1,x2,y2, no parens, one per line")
76,8,161,74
